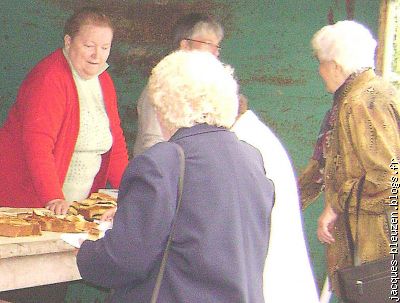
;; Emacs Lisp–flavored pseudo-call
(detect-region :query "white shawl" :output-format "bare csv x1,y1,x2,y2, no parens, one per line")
231,110,319,303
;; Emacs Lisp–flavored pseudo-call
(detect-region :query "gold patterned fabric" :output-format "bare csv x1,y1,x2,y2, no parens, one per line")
299,69,400,294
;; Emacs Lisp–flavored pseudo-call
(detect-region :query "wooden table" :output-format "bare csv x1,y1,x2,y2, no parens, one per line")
0,230,81,292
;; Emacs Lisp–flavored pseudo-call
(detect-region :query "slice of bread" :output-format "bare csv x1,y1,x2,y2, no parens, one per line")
78,205,115,221
89,192,117,202
67,192,117,220
0,217,41,237
27,211,98,233
0,209,101,237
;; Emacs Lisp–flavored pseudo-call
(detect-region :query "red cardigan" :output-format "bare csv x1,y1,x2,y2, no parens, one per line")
0,49,129,208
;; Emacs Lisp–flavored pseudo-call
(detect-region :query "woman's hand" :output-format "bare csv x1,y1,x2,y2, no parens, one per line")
317,204,338,244
100,207,117,222
46,199,71,215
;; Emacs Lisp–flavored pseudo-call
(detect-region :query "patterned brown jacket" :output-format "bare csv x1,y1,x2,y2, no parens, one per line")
299,69,400,294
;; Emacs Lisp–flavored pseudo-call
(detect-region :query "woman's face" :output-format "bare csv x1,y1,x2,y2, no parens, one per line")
318,60,346,93
64,24,113,79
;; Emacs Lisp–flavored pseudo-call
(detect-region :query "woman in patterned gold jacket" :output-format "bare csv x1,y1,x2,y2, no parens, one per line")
299,20,400,297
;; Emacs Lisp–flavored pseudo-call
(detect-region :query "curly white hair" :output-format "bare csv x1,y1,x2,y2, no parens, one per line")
148,50,239,132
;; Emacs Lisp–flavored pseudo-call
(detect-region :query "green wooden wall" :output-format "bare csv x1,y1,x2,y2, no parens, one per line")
0,1,380,302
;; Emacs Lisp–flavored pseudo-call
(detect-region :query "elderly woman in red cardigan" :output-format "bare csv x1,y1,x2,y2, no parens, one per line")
0,7,128,214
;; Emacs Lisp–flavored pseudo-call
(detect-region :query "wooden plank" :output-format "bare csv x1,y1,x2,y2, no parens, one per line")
376,0,389,76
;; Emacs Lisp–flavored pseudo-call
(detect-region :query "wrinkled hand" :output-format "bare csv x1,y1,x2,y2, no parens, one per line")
46,199,71,215
100,207,117,222
317,204,338,244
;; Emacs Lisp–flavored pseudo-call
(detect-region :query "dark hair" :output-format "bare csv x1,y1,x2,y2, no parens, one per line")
63,7,114,39
172,13,224,49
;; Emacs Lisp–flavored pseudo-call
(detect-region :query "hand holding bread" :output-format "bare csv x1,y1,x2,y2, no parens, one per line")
100,207,117,222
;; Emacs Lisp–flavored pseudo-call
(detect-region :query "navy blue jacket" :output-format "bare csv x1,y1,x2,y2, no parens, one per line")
77,124,275,302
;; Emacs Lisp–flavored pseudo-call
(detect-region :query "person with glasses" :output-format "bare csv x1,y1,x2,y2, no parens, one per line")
132,13,224,157
173,13,222,58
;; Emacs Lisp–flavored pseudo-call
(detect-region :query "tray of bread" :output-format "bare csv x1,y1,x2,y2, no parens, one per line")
0,208,99,238
68,192,117,221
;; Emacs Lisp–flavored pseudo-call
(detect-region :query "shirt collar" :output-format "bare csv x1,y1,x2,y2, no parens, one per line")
334,68,374,101
170,124,229,142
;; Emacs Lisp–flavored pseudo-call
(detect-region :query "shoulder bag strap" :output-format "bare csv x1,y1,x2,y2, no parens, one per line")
150,144,185,303
343,176,365,265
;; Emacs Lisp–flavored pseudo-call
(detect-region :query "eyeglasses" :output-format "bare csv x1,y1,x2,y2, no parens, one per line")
183,38,221,50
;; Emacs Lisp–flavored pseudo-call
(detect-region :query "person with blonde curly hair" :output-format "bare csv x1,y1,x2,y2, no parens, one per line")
299,20,400,299
148,51,237,134
77,50,275,303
